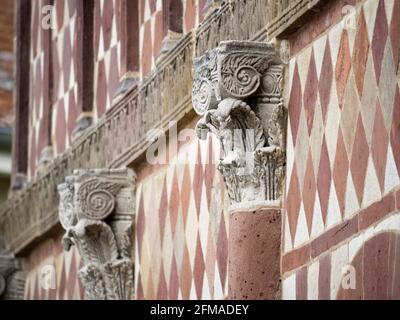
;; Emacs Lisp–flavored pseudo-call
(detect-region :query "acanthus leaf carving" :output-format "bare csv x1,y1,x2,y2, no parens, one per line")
192,41,287,210
58,168,136,300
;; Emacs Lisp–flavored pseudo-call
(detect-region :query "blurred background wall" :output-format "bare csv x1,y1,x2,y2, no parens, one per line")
0,0,14,204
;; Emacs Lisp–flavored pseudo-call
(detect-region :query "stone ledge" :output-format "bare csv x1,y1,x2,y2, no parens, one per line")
0,121,106,254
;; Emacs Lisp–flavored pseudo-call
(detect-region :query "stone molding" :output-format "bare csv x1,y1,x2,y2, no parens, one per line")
195,0,269,57
0,256,25,300
192,41,286,210
267,0,325,39
58,168,136,300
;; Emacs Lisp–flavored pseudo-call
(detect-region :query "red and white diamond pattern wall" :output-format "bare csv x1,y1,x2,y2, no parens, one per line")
139,0,163,77
24,234,84,300
29,0,81,169
28,0,207,176
283,212,400,300
285,0,400,253
94,0,125,118
135,133,229,299
51,0,79,155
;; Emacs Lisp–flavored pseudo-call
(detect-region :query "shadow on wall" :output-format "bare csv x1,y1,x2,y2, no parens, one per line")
0,126,11,204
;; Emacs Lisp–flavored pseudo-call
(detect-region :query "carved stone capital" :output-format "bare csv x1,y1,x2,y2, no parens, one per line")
58,168,136,300
0,256,26,300
192,41,286,210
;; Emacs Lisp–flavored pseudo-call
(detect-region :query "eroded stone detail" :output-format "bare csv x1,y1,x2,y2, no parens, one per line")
58,168,136,300
192,41,286,209
0,256,25,300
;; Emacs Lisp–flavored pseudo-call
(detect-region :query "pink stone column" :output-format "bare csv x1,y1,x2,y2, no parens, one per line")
228,208,282,299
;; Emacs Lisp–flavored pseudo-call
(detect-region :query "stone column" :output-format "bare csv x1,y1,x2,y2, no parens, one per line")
0,256,26,300
58,168,136,300
192,41,286,299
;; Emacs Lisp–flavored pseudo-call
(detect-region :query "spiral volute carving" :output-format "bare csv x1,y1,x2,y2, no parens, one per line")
82,189,115,220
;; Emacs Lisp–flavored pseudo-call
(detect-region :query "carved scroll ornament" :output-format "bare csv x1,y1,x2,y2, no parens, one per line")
192,41,286,209
58,169,136,300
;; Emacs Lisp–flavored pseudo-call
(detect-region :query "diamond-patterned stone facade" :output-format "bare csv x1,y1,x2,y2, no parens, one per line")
139,0,203,78
285,0,400,253
29,0,54,177
283,213,400,300
94,0,124,117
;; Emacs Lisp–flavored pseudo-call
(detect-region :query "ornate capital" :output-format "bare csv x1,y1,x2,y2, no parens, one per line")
58,168,136,300
0,256,25,300
192,41,286,210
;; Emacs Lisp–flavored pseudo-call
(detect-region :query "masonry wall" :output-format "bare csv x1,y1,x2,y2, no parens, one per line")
282,0,400,299
134,119,229,299
23,0,210,300
18,0,400,300
27,0,206,177
23,233,84,300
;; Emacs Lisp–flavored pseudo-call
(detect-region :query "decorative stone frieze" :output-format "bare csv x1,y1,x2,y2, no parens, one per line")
0,256,25,300
106,32,194,169
192,41,286,209
58,168,136,300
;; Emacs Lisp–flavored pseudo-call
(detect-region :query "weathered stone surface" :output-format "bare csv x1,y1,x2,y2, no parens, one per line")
192,40,286,209
58,168,136,300
228,208,281,299
0,256,25,300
